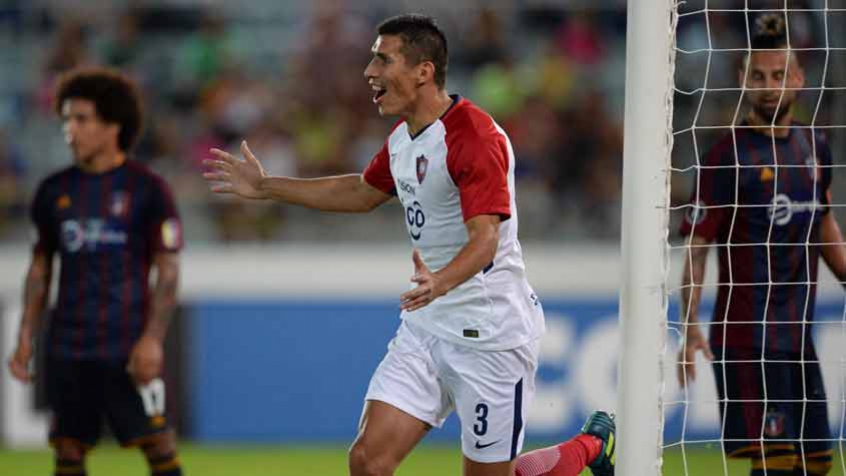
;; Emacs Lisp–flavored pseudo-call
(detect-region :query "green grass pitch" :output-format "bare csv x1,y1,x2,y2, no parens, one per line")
0,443,833,475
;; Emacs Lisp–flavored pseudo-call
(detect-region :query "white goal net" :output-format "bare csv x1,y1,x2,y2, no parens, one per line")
663,2,846,476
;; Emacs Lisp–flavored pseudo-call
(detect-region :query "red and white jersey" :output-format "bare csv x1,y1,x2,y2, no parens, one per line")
363,96,545,350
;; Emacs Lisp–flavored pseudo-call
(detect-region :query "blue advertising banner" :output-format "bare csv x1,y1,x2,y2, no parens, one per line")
188,298,846,445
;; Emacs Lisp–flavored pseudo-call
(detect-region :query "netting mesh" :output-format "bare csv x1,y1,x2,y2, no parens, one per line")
665,1,846,475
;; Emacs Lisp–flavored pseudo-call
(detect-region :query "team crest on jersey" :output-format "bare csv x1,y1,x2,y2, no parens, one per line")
110,191,130,218
764,409,785,437
416,155,428,184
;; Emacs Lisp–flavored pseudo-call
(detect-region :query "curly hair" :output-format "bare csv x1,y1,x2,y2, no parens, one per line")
55,67,144,153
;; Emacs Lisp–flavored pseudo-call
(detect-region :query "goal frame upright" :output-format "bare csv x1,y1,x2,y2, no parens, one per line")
617,0,676,475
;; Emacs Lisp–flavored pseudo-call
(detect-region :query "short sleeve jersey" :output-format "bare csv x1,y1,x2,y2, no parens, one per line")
31,161,183,361
679,125,833,354
363,96,544,350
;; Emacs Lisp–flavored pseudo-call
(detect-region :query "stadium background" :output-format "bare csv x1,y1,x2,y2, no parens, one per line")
0,0,843,474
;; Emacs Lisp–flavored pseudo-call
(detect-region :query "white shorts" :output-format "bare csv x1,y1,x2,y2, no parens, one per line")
364,320,539,463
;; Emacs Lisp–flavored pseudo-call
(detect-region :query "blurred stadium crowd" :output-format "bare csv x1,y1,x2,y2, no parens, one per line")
0,0,629,243
0,1,840,244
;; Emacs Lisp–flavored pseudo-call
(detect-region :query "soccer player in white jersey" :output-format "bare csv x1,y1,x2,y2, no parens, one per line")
203,14,615,476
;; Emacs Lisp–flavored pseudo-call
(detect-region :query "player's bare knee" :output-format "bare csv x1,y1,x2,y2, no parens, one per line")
348,441,395,476
348,441,369,473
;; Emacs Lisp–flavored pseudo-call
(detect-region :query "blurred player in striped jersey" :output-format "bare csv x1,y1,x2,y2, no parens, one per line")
204,13,614,476
677,14,846,476
7,68,184,476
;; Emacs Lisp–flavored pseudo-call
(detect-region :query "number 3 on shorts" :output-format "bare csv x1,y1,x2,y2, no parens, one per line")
138,378,166,417
474,403,489,436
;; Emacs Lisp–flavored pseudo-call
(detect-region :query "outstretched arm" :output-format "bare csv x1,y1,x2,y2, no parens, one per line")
677,234,715,388
256,174,392,213
8,251,53,383
820,212,846,286
203,141,393,213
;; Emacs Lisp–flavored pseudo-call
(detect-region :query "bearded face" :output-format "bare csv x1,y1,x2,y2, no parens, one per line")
740,50,805,124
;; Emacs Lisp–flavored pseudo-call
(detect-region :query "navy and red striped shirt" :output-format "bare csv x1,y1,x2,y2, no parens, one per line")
680,124,833,354
31,160,183,361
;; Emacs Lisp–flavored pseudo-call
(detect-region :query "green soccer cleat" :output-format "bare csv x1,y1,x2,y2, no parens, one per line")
581,410,616,476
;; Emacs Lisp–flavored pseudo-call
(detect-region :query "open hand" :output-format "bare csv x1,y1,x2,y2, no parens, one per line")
127,334,164,385
203,140,267,199
400,250,447,312
676,325,714,388
7,339,34,383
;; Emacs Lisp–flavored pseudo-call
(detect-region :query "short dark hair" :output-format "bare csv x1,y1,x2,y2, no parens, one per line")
378,14,449,89
55,67,144,153
751,13,788,50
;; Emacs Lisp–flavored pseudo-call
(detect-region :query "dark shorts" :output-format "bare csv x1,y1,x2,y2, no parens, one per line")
712,347,832,458
46,356,170,447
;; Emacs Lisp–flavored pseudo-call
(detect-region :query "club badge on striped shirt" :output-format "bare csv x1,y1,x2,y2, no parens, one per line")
110,191,130,218
764,409,785,437
416,155,428,184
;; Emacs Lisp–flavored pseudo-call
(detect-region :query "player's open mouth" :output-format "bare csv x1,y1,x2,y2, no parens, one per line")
372,86,387,104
